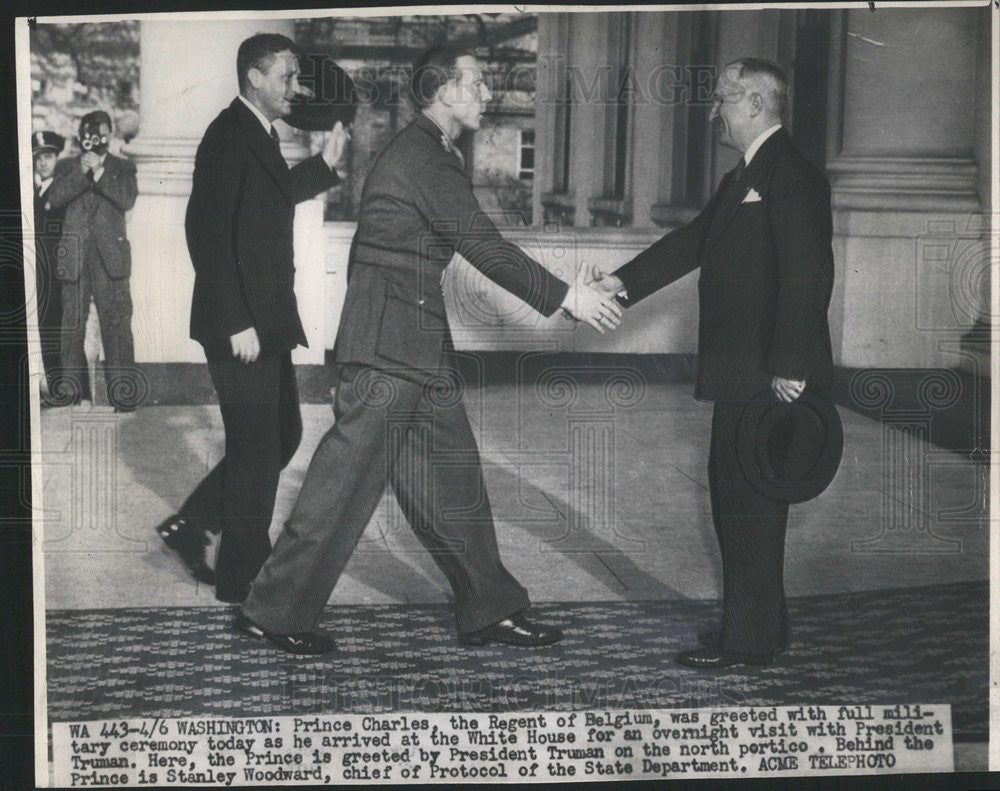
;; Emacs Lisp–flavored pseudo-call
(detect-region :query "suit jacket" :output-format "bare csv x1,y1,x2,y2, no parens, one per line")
47,153,137,281
614,129,834,401
186,98,340,357
335,114,569,381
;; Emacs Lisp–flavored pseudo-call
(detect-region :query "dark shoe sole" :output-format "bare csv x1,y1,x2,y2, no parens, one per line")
677,650,776,669
459,627,563,648
235,614,336,656
698,631,788,655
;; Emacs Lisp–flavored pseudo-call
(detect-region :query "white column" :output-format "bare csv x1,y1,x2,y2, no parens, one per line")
825,7,986,371
122,18,328,364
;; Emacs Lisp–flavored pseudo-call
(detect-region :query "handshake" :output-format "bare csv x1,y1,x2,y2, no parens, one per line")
559,265,627,334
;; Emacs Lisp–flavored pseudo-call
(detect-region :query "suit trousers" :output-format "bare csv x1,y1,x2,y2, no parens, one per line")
708,401,789,655
59,241,135,407
243,363,531,635
180,351,302,599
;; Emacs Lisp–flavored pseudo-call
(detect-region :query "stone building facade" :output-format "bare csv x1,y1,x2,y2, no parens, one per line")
34,9,991,378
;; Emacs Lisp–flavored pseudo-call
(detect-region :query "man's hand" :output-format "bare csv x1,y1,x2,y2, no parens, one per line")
561,267,623,334
80,152,102,174
321,121,350,170
772,375,805,403
586,264,625,298
230,327,261,364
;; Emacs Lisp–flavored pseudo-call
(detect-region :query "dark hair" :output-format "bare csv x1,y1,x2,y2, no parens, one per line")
410,45,473,108
237,33,299,93
79,110,112,135
729,57,789,116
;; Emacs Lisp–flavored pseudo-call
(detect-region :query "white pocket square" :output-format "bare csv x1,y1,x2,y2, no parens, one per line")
742,188,762,203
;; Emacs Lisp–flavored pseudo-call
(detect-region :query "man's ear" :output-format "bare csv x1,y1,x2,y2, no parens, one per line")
747,91,764,117
247,67,264,90
435,78,456,108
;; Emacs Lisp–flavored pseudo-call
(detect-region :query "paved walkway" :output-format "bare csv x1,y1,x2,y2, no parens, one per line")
38,381,987,611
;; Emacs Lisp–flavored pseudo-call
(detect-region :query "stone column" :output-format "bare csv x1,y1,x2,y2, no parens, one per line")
825,7,986,371
122,18,328,364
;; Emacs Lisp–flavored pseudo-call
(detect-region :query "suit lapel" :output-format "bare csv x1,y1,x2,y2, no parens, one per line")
231,99,293,204
707,128,790,245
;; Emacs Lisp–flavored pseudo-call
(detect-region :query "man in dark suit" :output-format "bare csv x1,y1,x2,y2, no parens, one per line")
155,33,349,603
592,58,834,668
238,45,622,655
47,111,138,410
32,130,66,400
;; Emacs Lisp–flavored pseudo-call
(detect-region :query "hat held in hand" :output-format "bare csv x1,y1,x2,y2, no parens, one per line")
285,52,358,132
737,389,843,504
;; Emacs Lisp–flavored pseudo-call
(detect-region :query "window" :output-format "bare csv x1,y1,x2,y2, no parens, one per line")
518,129,535,180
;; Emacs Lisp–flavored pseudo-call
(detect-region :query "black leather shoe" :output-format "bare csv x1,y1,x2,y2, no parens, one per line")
155,515,214,586
235,613,337,656
459,612,563,647
698,631,788,654
676,646,775,669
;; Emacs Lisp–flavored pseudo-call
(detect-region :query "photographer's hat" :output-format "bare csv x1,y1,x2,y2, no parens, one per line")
285,52,357,132
736,389,843,504
33,131,65,156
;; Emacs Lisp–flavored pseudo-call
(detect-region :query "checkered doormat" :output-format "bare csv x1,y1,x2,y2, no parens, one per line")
46,581,987,740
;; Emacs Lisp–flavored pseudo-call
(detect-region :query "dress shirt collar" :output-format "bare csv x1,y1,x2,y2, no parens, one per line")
238,94,275,134
743,124,782,166
37,177,53,195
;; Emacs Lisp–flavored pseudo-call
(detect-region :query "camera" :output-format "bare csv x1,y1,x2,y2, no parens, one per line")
79,121,109,153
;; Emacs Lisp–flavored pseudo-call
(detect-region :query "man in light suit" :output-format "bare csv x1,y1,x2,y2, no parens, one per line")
238,45,622,655
155,33,349,603
592,59,835,668
47,111,138,410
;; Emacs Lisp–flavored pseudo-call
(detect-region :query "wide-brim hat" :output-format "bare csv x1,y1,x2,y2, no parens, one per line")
736,389,843,504
285,52,358,132
32,130,65,156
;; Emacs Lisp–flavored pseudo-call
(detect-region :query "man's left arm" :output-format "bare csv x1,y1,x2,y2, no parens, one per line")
765,163,834,385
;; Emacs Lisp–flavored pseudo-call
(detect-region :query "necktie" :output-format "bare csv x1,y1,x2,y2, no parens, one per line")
724,158,748,203
269,126,280,147
730,158,747,189
708,158,749,238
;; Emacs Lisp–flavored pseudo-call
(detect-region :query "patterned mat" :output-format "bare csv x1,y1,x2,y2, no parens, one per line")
46,581,986,740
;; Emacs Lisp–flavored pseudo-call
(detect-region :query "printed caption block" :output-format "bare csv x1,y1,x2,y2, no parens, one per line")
51,704,953,785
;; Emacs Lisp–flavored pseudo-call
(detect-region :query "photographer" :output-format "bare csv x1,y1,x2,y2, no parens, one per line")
47,110,139,411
